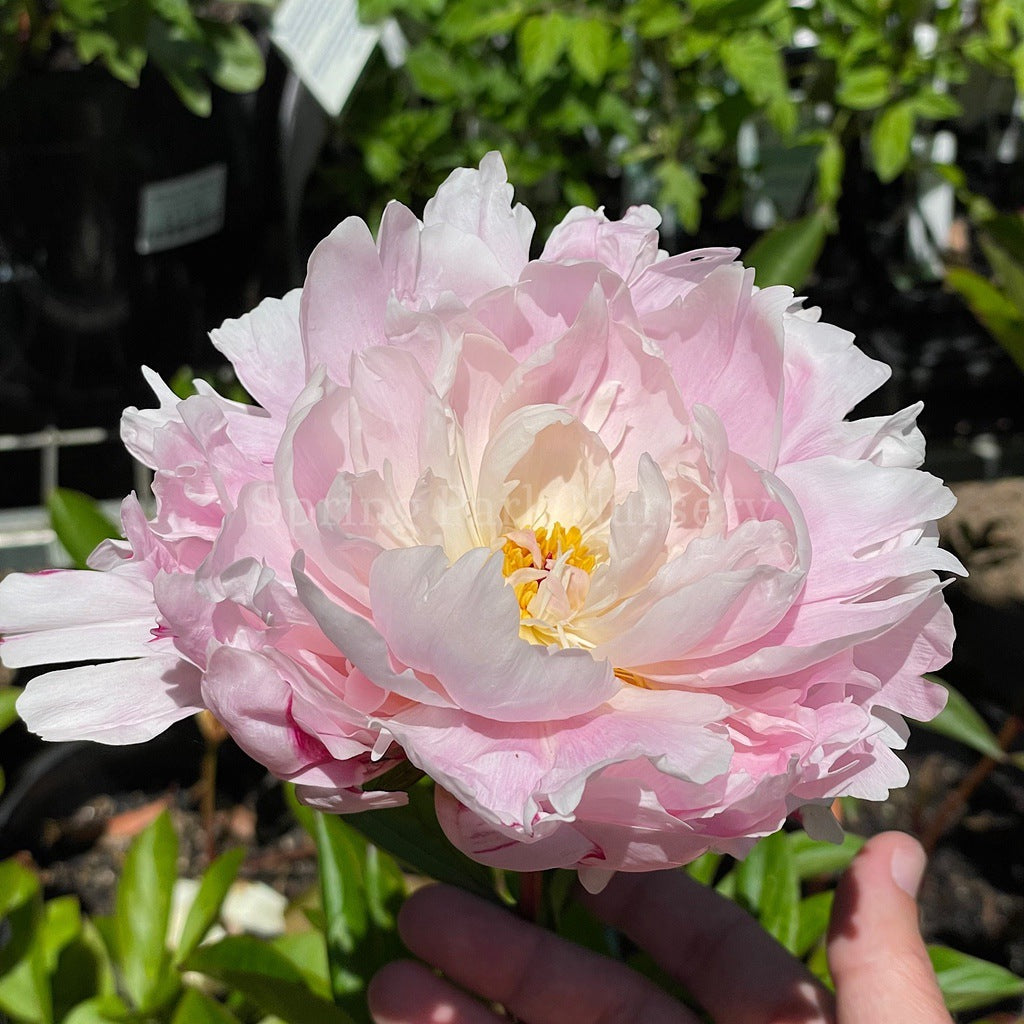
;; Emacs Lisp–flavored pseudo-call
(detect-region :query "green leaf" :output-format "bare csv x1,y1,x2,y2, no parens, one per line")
271,932,331,998
40,896,81,973
62,996,130,1024
313,814,368,1003
0,872,50,1024
787,831,865,879
48,488,120,569
816,133,845,208
721,31,788,106
945,266,1024,372
0,858,40,918
836,65,891,109
915,677,1007,761
363,843,406,931
982,232,1024,314
175,847,246,965
913,89,962,120
657,160,704,234
794,890,834,958
567,18,612,85
202,21,265,94
870,101,915,183
736,832,799,953
171,987,240,1023
114,810,177,1010
745,208,830,289
685,851,723,886
342,783,496,902
929,945,1024,1013
0,687,22,733
517,12,568,86
406,42,460,100
184,937,357,1024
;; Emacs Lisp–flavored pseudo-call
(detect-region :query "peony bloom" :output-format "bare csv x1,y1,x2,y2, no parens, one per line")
0,154,962,884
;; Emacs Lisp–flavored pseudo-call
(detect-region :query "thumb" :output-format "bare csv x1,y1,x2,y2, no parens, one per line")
827,831,952,1024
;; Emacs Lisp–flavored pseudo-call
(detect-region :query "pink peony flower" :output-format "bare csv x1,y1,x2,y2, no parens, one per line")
0,154,962,884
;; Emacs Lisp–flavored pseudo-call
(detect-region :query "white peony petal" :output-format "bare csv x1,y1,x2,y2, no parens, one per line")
16,655,202,744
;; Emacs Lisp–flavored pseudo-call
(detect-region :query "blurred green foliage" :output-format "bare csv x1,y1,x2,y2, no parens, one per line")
318,0,1024,289
0,0,267,115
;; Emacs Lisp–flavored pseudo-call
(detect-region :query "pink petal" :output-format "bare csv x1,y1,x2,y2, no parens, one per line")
0,570,158,667
17,655,202,743
301,217,389,384
209,290,305,418
369,546,618,722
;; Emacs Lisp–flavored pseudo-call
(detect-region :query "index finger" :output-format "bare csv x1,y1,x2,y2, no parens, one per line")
582,868,835,1024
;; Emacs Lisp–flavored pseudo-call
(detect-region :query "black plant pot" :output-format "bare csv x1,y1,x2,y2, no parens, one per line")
0,64,274,504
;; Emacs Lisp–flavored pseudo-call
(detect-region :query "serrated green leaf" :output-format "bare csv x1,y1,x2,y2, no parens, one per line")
517,12,567,86
929,945,1024,1013
567,18,612,85
171,987,240,1023
870,101,915,182
836,65,891,109
788,831,865,879
175,847,245,965
745,208,830,289
0,687,22,734
915,677,1007,761
48,488,120,569
184,937,357,1024
114,811,177,1010
342,783,496,902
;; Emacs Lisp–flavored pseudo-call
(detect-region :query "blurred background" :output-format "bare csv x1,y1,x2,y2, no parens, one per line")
2,0,1024,544
2,2,1024,1020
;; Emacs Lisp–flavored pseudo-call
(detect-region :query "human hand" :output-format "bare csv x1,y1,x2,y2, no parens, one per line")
368,831,952,1024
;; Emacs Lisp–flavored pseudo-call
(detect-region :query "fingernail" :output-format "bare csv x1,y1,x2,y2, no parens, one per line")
890,842,926,898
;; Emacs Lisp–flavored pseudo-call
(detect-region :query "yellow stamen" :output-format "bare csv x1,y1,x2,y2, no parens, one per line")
614,667,652,689
501,520,597,616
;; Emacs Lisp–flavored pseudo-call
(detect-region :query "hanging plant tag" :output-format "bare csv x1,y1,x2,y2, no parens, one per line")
271,0,384,117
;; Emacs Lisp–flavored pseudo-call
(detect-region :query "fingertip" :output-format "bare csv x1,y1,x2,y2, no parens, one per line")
828,831,951,1023
367,960,431,1023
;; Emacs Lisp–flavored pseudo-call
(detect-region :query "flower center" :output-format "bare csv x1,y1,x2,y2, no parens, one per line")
501,522,596,618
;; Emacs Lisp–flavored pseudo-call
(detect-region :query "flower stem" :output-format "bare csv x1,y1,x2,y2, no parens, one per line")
921,712,1024,854
516,870,544,925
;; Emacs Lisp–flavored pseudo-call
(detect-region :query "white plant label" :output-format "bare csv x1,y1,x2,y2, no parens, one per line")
136,163,227,256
